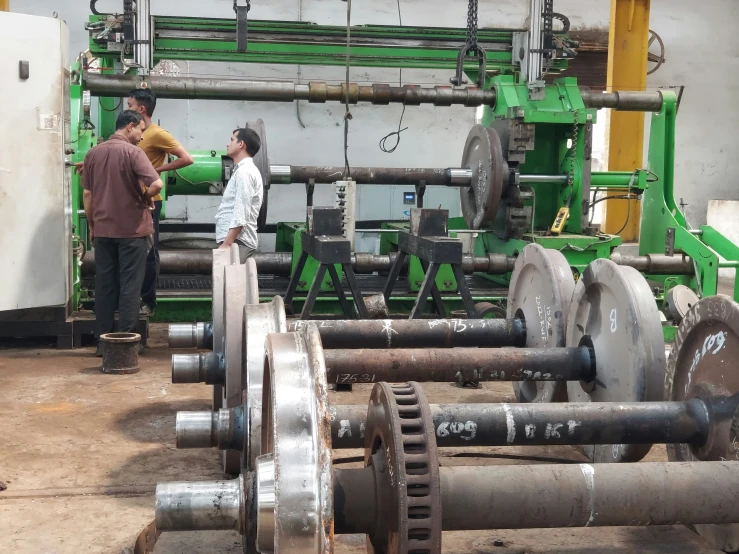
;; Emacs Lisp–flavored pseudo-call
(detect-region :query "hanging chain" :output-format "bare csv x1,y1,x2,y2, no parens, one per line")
451,0,486,88
465,0,479,52
233,0,251,13
568,110,579,187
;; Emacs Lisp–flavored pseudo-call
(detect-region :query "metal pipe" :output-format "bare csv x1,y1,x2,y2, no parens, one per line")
83,250,514,276
278,165,570,187
155,476,245,532
285,318,527,348
174,346,595,387
157,461,739,534
176,408,246,451
81,250,293,276
171,318,527,384
184,398,709,453
83,73,497,106
171,352,222,385
323,346,595,385
438,461,739,530
333,466,379,536
168,322,213,349
580,88,664,112
519,174,567,183
610,253,695,275
176,411,219,449
279,166,466,187
328,399,710,449
177,153,570,190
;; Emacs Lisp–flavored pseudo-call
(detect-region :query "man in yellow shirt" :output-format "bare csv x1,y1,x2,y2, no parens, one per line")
127,89,194,315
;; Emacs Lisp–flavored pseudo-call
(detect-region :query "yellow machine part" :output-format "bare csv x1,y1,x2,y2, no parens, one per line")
603,0,650,241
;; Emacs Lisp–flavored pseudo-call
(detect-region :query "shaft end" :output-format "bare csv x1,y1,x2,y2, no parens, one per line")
168,322,213,349
155,476,245,532
176,411,218,449
172,353,206,383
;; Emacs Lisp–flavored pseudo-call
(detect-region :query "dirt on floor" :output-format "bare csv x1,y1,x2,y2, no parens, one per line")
0,324,724,554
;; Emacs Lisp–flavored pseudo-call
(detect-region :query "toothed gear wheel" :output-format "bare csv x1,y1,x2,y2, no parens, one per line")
364,382,441,554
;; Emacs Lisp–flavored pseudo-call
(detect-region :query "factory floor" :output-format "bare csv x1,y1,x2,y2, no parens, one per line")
0,325,725,554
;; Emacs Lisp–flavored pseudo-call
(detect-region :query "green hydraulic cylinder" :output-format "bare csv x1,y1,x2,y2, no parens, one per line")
168,151,225,196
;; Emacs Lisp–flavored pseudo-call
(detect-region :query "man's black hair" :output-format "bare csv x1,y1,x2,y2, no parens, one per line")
129,88,157,116
233,128,261,157
115,110,144,131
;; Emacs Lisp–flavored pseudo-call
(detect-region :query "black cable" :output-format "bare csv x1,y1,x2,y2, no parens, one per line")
342,0,352,179
65,129,91,146
379,0,407,154
379,105,408,153
99,98,122,112
614,197,633,236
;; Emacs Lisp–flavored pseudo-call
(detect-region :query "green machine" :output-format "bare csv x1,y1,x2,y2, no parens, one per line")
69,0,739,326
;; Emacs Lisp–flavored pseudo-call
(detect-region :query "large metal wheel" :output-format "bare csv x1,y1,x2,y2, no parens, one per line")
211,244,241,413
459,125,506,230
246,119,270,232
244,256,259,305
364,382,441,554
666,295,739,552
566,259,666,463
508,244,575,403
221,263,249,475
242,296,287,472
257,324,333,554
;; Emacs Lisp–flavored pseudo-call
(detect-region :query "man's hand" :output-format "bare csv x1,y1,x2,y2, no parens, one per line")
217,242,231,250
89,227,95,245
74,162,85,175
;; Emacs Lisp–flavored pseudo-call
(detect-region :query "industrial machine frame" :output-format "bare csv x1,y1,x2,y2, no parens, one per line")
58,2,739,334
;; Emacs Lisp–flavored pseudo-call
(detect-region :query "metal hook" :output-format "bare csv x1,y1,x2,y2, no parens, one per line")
450,43,487,89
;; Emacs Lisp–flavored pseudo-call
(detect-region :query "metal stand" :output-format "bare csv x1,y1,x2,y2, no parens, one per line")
382,209,476,319
284,207,369,320
0,306,148,349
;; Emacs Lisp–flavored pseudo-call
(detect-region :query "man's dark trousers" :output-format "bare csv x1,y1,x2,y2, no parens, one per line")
141,200,162,310
95,237,149,337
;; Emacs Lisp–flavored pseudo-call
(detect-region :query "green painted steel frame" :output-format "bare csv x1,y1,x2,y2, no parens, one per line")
87,15,571,73
71,14,738,322
641,91,739,301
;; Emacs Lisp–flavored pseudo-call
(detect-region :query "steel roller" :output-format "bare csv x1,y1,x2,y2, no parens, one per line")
85,73,666,112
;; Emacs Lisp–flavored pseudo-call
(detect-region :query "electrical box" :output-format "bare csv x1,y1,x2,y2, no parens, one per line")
0,13,72,311
354,185,462,253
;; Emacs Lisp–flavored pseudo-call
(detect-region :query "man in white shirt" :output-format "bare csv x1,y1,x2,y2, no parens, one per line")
215,128,264,261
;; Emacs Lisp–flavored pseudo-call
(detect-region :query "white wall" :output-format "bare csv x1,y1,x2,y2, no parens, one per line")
12,0,738,235
647,0,739,227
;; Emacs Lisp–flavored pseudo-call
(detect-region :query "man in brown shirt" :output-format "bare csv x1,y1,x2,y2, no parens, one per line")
82,110,163,348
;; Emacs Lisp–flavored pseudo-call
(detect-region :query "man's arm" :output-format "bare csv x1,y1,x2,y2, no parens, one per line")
218,172,250,249
132,149,165,205
218,226,243,249
156,144,194,174
145,178,164,198
81,152,94,238
83,190,94,239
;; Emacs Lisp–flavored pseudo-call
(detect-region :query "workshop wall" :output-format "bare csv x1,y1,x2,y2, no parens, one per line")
12,0,738,242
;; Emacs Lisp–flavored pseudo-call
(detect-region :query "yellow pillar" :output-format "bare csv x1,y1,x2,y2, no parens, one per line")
0,0,9,10
603,0,650,240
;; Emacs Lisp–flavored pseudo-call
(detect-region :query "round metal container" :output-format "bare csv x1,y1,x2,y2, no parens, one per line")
100,332,140,375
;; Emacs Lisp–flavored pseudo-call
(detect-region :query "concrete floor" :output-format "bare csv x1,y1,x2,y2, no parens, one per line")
0,325,725,554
